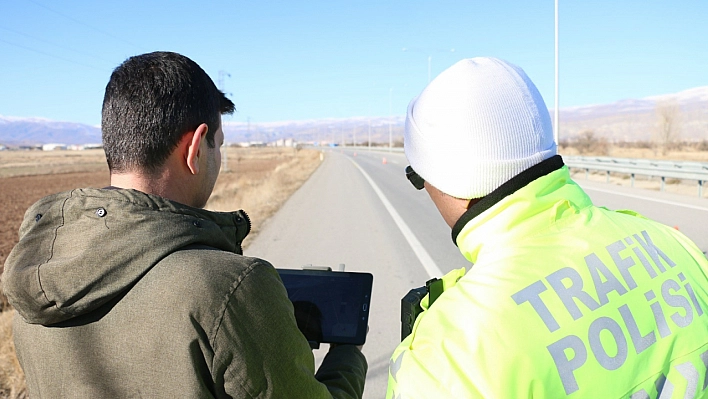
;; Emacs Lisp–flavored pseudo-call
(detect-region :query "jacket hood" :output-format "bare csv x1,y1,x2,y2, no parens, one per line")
2,188,251,325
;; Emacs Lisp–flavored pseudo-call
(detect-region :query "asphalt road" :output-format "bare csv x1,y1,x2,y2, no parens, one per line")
246,148,708,398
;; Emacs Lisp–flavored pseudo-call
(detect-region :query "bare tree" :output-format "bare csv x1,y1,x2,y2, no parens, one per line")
654,99,682,155
573,130,608,155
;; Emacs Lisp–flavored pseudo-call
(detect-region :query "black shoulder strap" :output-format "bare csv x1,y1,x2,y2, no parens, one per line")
426,278,444,307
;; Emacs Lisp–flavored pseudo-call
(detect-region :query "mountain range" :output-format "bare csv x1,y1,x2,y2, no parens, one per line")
0,116,101,147
557,86,708,142
2,86,707,147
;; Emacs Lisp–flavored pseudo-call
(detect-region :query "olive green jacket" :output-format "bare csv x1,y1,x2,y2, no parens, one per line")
2,188,366,398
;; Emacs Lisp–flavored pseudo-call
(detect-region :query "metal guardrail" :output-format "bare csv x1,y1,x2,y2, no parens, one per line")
331,147,708,198
564,156,708,198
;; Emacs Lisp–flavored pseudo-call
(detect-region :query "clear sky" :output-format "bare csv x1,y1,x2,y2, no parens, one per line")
1,0,706,126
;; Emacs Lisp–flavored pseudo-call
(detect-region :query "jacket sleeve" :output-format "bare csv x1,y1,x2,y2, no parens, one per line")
211,260,367,399
316,345,367,398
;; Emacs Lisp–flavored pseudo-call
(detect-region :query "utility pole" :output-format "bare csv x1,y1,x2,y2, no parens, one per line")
218,70,231,172
427,55,432,83
389,88,393,152
218,71,232,97
402,48,455,83
554,0,560,146
368,119,371,149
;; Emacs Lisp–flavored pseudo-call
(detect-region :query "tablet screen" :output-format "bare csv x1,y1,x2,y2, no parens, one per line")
277,269,373,345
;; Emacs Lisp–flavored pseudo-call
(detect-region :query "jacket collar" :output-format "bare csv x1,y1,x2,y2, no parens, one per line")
451,155,565,245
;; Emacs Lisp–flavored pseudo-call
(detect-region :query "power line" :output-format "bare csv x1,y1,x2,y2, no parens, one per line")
0,26,115,65
26,0,145,52
0,38,104,72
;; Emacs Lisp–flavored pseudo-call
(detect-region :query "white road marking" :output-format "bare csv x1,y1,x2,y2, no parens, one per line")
581,186,708,212
350,159,443,278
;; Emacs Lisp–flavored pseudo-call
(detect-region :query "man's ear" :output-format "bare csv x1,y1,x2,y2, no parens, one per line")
185,123,209,175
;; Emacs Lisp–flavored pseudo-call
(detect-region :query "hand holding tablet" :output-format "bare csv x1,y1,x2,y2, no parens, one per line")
277,269,373,347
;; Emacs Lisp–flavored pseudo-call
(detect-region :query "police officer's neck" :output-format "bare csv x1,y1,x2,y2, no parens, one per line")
424,184,480,229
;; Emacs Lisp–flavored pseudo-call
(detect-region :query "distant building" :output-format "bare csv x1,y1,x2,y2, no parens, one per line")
42,143,67,151
274,138,297,147
66,143,103,150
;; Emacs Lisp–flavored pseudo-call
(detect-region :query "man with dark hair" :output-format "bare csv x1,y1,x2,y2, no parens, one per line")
3,51,367,398
101,51,235,175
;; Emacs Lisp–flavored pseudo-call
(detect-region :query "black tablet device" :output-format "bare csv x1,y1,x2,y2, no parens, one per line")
277,269,373,346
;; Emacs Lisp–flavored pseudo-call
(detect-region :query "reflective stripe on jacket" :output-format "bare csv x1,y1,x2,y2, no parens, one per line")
387,158,708,398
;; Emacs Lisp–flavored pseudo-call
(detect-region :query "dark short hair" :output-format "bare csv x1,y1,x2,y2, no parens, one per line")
102,51,235,173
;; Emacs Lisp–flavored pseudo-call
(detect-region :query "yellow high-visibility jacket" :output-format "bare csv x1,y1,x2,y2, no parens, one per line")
387,156,708,398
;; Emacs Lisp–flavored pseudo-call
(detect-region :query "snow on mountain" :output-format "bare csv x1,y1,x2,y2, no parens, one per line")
558,86,708,142
561,98,656,117
562,86,708,118
222,116,405,145
0,115,102,146
1,86,706,146
647,86,708,104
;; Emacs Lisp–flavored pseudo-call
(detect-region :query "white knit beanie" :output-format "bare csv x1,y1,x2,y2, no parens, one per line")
404,57,557,199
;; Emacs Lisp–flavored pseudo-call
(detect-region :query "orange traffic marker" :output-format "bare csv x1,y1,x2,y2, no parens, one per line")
354,152,357,157
382,157,387,164
674,226,680,230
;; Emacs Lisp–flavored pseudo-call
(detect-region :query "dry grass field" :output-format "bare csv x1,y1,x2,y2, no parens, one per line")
0,146,322,398
206,147,322,248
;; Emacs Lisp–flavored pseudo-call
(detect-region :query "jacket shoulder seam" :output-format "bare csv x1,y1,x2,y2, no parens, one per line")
209,258,261,352
37,191,75,318
209,258,264,397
